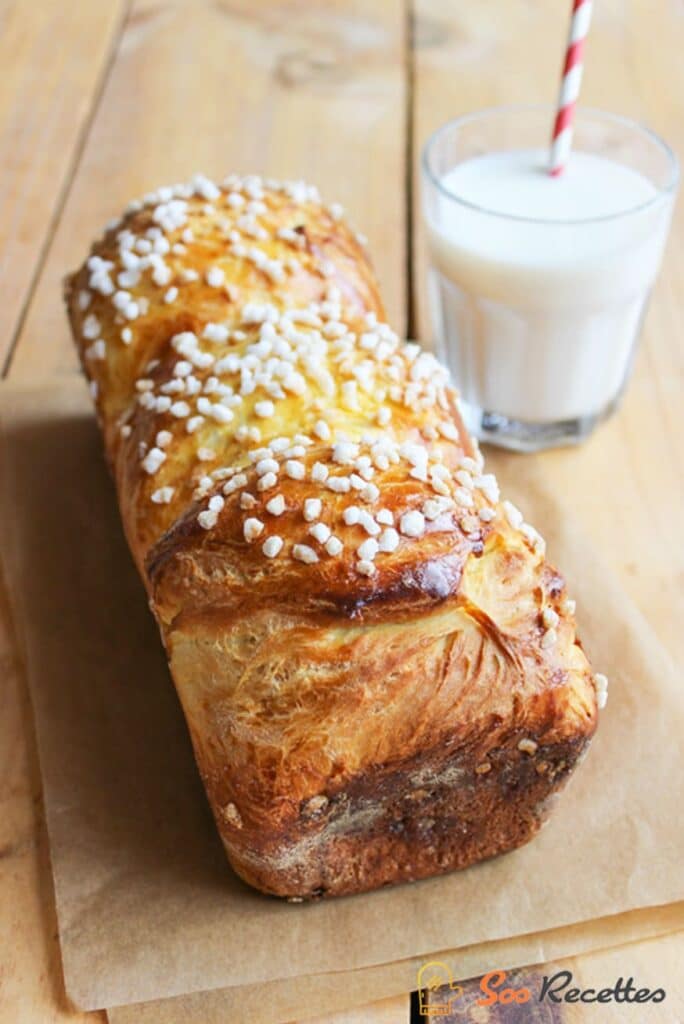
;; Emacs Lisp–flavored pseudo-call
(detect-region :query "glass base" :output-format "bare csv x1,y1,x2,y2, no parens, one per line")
461,395,621,453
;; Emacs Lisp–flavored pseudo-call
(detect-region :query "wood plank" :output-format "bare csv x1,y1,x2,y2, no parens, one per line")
412,0,684,662
7,0,406,382
0,558,106,1024
4,5,409,1022
421,928,684,1021
0,0,128,375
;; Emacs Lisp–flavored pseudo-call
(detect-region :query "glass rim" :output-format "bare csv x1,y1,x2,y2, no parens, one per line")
422,103,680,226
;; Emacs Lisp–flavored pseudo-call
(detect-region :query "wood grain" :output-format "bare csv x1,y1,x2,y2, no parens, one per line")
0,0,128,375
0,561,106,1024
2,0,684,1022
412,0,684,664
6,0,406,382
2,3,408,1021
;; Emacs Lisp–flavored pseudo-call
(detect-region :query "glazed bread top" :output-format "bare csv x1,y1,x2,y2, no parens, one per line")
65,172,603,722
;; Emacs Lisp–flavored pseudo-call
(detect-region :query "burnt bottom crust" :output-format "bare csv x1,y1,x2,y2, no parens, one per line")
219,732,590,899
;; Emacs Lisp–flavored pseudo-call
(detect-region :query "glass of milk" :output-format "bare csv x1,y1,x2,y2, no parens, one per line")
422,106,678,450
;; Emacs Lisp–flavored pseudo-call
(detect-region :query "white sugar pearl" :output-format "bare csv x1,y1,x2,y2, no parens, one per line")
356,559,376,577
313,420,331,441
82,314,101,339
255,400,275,418
594,673,609,709
357,538,379,561
205,266,225,287
208,495,225,513
284,460,305,480
438,420,459,441
460,514,480,534
303,498,322,522
454,487,474,508
152,263,172,287
521,523,546,555
358,510,380,536
431,476,450,497
257,472,278,492
326,476,350,493
423,498,445,521
262,535,283,558
378,528,399,553
203,323,229,343
186,415,204,433
151,487,175,504
400,510,425,537
293,544,318,564
265,495,285,516
309,522,331,544
86,339,106,360
248,447,271,462
360,482,379,503
170,401,191,418
243,517,264,541
208,403,233,424
197,509,218,530
503,500,524,530
325,536,343,557
223,473,247,494
256,458,279,476
343,506,361,526
142,447,166,475
333,441,358,465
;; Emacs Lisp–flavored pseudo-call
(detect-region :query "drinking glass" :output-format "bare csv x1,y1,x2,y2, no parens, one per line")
422,105,678,451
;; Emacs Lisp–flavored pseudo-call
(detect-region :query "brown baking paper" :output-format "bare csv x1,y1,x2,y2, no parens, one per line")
106,903,684,1024
1,385,683,1017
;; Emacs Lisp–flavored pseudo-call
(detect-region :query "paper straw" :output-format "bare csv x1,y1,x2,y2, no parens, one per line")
549,0,594,176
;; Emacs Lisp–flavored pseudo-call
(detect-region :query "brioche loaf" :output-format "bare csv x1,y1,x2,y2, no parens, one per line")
65,173,601,898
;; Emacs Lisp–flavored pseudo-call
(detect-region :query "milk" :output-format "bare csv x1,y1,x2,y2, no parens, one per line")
426,149,673,429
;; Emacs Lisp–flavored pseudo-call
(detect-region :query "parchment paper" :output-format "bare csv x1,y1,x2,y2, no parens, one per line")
107,903,684,1024
1,385,683,1017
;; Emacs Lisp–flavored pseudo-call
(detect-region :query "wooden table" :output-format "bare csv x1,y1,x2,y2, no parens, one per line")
1,1,682,1021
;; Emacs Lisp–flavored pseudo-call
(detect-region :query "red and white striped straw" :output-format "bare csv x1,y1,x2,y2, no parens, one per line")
549,0,594,176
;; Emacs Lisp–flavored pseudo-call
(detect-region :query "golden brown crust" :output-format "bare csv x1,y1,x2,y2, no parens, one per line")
64,172,599,899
